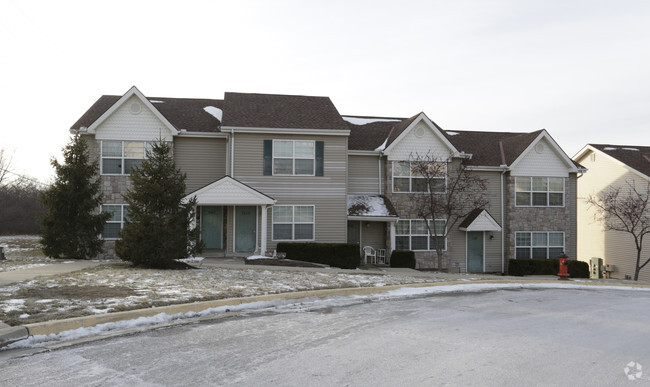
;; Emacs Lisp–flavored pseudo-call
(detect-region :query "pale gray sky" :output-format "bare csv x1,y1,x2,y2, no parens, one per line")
2,0,649,183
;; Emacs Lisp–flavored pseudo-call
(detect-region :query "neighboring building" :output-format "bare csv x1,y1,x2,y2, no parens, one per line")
573,144,650,281
70,86,584,272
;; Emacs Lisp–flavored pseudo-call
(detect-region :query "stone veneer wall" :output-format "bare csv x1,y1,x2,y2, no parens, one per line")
83,136,174,258
383,158,451,269
504,174,577,262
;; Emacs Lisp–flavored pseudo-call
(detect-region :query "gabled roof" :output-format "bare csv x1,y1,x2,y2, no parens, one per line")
443,130,542,166
576,144,650,178
185,176,276,206
71,93,223,133
458,209,502,232
221,92,349,130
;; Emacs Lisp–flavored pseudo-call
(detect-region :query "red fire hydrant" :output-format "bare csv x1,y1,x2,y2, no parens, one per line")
557,253,570,280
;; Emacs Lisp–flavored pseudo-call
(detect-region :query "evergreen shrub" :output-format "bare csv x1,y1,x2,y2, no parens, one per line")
390,250,416,269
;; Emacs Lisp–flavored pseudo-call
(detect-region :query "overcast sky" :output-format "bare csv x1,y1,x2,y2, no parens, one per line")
2,0,649,183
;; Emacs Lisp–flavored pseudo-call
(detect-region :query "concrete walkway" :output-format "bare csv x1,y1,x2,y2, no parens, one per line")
0,261,105,286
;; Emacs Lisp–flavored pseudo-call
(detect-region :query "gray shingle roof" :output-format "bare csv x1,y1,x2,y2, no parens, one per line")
590,144,650,176
222,92,349,130
71,95,223,132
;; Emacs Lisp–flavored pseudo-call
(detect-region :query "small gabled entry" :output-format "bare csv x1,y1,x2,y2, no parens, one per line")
185,176,275,255
460,209,502,273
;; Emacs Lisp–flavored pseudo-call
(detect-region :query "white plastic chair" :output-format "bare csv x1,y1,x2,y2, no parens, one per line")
377,249,386,264
363,246,376,265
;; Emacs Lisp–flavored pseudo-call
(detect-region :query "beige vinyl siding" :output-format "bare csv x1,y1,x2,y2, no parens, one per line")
174,137,227,194
232,132,349,248
446,170,504,273
94,96,174,142
348,154,381,195
359,221,386,250
575,149,650,281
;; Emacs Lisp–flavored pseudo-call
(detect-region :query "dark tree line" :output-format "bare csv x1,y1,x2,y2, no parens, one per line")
0,178,45,235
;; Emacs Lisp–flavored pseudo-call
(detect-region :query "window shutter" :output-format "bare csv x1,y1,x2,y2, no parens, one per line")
263,140,272,175
315,141,324,176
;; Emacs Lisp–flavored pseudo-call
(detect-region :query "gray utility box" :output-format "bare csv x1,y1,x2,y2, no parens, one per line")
590,257,603,279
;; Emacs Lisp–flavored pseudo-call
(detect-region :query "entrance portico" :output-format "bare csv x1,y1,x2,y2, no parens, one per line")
185,176,276,256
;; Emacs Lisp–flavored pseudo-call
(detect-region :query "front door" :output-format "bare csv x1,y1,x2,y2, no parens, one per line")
235,206,256,253
347,221,360,245
201,206,223,249
467,231,484,273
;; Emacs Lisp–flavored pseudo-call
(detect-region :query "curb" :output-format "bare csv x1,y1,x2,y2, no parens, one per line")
5,278,650,346
0,322,29,346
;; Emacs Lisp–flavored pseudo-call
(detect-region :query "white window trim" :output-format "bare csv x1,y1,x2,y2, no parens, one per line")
100,141,151,176
272,140,316,176
514,176,565,207
395,219,447,251
514,231,565,259
392,161,447,194
101,204,128,240
272,205,316,241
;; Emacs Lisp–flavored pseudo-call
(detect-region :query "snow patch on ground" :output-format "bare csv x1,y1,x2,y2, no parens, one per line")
6,282,650,349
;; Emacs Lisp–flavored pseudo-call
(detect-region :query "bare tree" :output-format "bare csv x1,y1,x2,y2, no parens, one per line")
587,180,650,281
0,148,15,186
409,153,489,269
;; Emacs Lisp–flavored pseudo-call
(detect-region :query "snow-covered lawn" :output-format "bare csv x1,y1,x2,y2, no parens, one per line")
0,235,54,272
0,260,443,325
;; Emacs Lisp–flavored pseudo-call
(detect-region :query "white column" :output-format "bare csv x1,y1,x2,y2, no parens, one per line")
389,221,396,257
260,205,268,255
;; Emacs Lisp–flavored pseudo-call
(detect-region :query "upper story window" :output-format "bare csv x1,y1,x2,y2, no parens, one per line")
102,204,128,239
273,140,315,175
101,141,151,175
515,177,564,207
263,140,324,176
395,219,446,251
393,161,446,193
515,231,564,259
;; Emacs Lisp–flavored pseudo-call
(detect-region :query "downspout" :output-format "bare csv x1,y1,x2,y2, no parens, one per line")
230,128,235,177
501,168,506,274
378,154,382,194
499,140,508,275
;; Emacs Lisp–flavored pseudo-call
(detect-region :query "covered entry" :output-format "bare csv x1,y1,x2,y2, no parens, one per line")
459,209,502,273
186,176,275,255
347,195,399,264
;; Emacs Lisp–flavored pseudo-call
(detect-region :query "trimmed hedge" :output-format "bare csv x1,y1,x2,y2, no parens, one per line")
390,250,416,269
508,259,589,278
275,242,360,269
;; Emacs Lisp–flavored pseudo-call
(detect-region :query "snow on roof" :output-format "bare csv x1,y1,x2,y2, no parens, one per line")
149,100,165,103
446,131,459,136
622,147,640,151
374,137,388,152
342,116,401,126
347,195,395,217
603,147,617,150
204,106,223,122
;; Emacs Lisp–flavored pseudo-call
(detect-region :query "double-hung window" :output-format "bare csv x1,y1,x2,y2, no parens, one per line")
395,219,446,251
102,204,128,239
515,232,564,259
515,177,564,206
393,161,446,193
273,140,315,175
101,141,151,175
272,205,315,240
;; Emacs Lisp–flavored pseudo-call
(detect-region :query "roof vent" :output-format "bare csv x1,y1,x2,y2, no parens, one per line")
535,143,544,154
130,102,142,115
